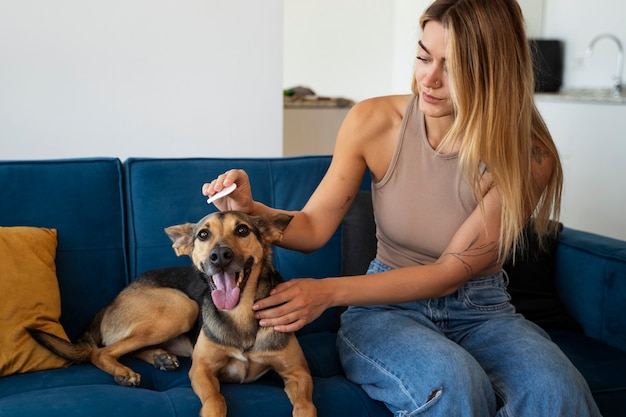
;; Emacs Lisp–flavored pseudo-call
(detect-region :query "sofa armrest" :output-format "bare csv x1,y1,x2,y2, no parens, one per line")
555,227,626,352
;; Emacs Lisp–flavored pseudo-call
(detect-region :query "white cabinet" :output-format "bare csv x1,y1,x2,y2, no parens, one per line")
536,97,626,240
283,107,350,156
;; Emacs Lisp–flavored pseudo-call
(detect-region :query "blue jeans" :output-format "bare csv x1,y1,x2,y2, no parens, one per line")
336,259,601,417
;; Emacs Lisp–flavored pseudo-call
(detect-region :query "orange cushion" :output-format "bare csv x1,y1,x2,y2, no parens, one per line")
0,226,71,376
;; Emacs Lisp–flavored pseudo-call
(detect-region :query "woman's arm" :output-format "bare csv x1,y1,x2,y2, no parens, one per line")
253,135,558,333
253,183,504,332
202,98,397,253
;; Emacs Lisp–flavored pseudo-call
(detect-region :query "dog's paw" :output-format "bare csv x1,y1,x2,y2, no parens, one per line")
154,353,180,371
114,374,141,387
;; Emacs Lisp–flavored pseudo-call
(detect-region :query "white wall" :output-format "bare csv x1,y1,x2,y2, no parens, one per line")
283,0,397,101
0,0,283,160
284,0,545,102
283,0,429,101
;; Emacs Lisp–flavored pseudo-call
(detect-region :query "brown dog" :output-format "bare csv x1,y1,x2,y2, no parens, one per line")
165,211,316,417
29,211,316,416
28,265,206,386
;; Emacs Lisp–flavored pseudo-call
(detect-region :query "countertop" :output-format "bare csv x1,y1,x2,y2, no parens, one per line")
536,88,626,105
284,95,355,109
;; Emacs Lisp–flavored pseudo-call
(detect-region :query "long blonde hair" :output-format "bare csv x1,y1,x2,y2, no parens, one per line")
413,0,563,261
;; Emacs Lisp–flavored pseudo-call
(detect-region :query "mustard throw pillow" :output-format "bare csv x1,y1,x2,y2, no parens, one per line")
0,226,71,376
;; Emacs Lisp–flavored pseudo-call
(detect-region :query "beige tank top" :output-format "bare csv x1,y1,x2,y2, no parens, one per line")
372,95,478,268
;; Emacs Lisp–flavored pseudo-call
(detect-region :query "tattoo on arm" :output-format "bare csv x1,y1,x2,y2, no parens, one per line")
532,145,549,164
443,235,499,276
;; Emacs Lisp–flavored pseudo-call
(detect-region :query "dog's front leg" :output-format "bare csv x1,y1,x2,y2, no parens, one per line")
189,364,226,417
271,336,317,417
190,333,228,417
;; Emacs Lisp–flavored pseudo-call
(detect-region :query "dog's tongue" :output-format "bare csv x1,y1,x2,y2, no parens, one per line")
211,272,240,311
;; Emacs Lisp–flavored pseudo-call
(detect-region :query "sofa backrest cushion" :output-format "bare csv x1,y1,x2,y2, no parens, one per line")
503,221,582,331
125,156,332,276
341,191,377,276
0,158,128,340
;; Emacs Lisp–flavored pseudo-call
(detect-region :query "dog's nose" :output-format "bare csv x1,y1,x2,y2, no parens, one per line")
209,246,234,268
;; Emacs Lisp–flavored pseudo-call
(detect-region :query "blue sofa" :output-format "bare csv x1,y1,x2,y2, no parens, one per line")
0,156,625,417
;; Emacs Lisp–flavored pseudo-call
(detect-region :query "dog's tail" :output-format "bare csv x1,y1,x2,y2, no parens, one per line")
27,328,94,364
27,310,104,364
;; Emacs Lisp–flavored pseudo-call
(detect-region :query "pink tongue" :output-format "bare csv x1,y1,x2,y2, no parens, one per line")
211,272,241,310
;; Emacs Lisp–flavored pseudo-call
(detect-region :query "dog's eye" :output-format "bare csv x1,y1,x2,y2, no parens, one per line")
235,225,250,237
197,229,210,241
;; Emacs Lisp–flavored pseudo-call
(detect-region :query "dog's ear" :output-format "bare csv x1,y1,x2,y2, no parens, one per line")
257,213,293,244
164,223,195,256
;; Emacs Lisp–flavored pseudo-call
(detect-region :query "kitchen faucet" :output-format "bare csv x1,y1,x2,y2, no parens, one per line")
586,33,624,97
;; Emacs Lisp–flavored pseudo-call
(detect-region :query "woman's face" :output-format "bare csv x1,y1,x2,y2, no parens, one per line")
415,21,454,118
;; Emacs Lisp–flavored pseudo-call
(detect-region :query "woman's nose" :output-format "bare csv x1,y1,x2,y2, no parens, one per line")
424,71,442,88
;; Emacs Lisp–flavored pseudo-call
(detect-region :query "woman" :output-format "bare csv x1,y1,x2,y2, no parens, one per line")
203,0,600,415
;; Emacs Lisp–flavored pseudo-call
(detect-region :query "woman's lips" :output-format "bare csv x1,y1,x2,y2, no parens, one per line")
421,92,441,104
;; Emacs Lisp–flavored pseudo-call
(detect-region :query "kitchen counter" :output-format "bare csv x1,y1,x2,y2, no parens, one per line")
536,88,626,105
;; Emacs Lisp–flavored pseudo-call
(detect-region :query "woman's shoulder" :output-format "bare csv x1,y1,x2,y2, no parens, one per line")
332,95,412,181
344,94,412,131
352,94,412,116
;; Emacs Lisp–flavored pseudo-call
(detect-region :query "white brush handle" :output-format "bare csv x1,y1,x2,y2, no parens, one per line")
206,183,237,205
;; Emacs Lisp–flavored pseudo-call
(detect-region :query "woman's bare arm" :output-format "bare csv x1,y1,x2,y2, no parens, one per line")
253,184,504,332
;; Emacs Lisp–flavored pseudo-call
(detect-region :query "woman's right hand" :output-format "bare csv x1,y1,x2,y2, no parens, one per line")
202,169,255,213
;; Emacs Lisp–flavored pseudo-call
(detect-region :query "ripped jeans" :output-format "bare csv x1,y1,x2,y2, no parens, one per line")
336,259,601,417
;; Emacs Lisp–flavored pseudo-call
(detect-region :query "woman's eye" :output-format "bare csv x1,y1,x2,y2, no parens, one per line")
416,55,430,63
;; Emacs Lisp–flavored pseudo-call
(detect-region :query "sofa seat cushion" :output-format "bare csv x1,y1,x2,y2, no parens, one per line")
549,329,626,417
0,384,200,417
0,333,348,397
0,334,390,417
0,374,388,417
0,357,191,400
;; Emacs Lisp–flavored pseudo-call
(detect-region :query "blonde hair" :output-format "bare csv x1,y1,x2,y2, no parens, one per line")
413,0,563,261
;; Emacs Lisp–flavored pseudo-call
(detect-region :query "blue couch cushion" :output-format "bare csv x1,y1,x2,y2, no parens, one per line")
556,228,626,352
124,156,337,278
0,158,128,340
0,332,390,417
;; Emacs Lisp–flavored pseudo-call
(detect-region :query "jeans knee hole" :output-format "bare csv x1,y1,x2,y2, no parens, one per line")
427,389,441,402
401,388,443,416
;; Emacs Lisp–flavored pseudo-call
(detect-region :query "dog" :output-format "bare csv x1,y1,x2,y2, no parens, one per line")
28,264,207,386
165,211,317,417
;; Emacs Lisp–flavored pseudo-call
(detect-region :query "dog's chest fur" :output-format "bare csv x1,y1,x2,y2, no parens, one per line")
201,290,291,384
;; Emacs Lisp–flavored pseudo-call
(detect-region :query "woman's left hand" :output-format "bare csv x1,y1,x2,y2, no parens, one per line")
252,278,333,333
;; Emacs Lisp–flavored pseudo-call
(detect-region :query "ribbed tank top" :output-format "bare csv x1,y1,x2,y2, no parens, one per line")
372,95,478,269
